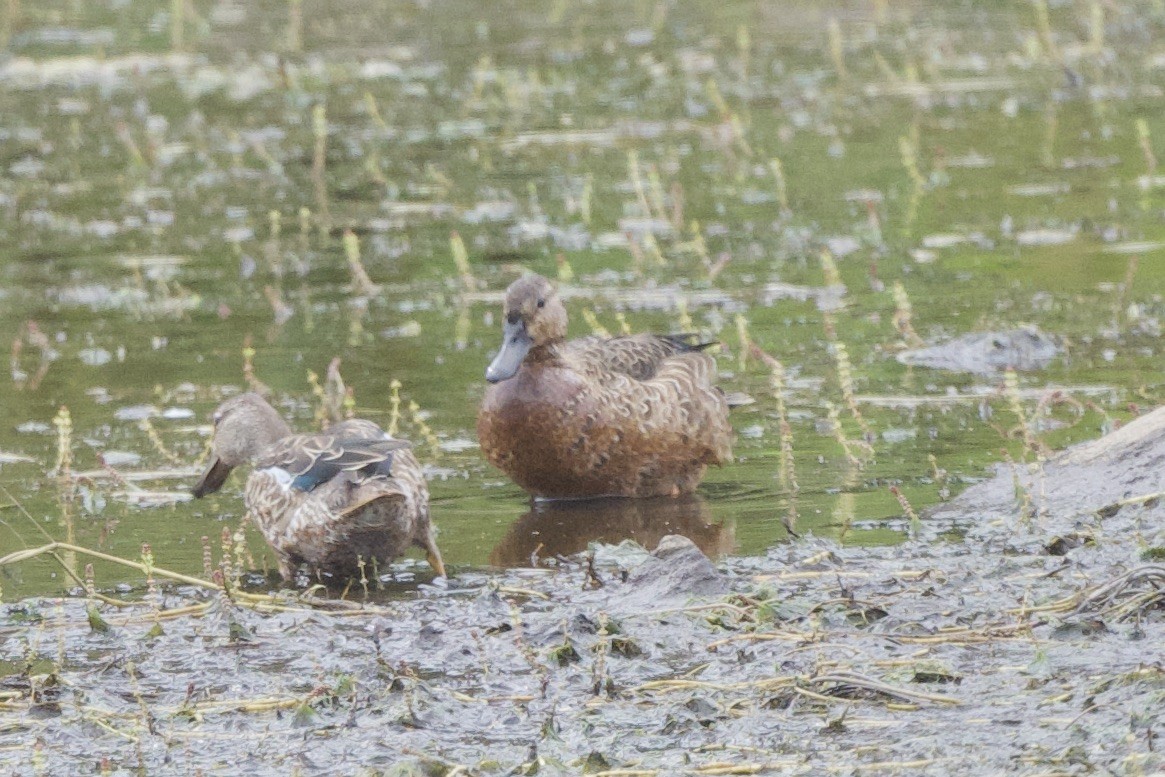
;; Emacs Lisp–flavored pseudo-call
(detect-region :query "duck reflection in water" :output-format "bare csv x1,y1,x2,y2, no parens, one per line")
489,494,734,567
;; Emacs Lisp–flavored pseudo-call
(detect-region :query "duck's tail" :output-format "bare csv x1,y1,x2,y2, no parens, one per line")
336,486,407,524
722,391,755,409
660,333,718,352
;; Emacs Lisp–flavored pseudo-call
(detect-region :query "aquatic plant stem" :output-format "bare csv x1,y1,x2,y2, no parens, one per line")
0,541,222,591
310,104,331,235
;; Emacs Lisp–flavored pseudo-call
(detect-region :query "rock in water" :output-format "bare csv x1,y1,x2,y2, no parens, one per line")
616,535,729,611
897,325,1060,374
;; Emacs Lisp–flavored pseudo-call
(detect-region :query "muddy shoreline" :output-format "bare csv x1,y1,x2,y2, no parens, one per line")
4,411,1165,774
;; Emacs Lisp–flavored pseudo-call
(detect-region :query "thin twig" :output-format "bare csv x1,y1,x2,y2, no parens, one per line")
0,541,221,591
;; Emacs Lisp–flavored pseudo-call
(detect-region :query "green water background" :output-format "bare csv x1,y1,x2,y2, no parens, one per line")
1,0,1163,597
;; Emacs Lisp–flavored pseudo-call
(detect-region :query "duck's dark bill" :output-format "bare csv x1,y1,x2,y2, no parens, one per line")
486,319,532,383
192,456,234,498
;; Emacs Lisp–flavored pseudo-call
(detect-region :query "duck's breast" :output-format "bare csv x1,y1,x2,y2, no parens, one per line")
478,366,597,474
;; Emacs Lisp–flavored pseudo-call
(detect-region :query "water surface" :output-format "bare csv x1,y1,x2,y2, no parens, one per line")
2,0,1163,597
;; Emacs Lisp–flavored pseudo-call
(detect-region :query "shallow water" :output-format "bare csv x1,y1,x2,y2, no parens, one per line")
2,0,1164,598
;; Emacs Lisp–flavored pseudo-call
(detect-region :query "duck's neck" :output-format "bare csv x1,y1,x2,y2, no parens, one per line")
245,416,293,462
525,341,565,368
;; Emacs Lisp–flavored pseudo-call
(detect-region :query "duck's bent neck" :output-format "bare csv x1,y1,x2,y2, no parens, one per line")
525,341,565,368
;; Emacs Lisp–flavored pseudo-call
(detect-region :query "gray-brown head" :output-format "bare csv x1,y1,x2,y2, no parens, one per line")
486,274,568,383
191,393,292,498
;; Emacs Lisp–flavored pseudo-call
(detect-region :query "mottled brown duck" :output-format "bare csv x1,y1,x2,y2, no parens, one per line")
477,274,732,499
192,393,445,580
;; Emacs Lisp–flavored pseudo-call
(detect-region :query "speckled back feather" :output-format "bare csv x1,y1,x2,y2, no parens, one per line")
566,333,715,381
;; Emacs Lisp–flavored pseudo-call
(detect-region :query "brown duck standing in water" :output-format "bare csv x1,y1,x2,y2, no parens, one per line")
477,274,732,499
192,393,445,581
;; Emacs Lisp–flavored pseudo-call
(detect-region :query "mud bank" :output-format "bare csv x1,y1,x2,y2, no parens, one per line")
4,413,1165,774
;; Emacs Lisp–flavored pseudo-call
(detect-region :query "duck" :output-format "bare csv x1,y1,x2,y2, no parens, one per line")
191,392,445,581
477,273,732,499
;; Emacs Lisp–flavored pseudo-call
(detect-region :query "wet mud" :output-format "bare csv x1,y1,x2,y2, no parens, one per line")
5,406,1165,774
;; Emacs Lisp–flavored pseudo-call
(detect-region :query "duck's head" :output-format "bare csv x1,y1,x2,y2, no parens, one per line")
191,392,291,497
486,273,567,383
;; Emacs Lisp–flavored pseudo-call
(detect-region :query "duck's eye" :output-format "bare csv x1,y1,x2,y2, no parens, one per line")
536,298,545,308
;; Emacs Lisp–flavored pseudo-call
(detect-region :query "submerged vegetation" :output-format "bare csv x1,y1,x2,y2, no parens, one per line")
1,0,1165,771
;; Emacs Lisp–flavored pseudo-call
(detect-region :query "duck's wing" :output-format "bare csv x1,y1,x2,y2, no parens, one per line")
567,333,716,380
285,445,441,578
256,434,412,492
323,418,386,440
616,349,734,466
